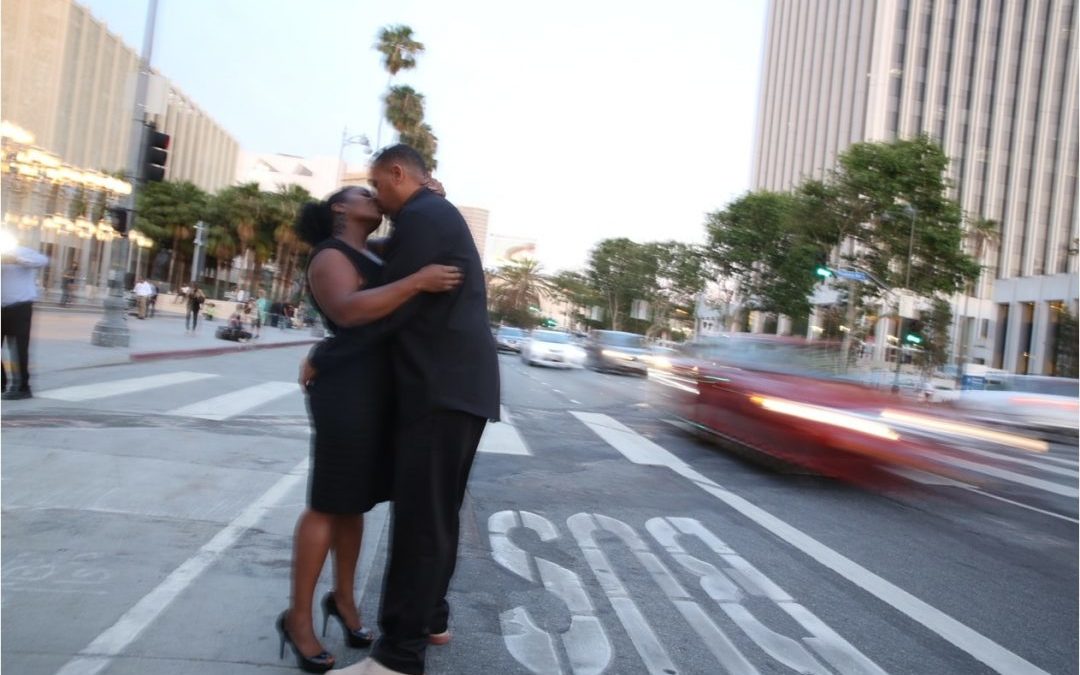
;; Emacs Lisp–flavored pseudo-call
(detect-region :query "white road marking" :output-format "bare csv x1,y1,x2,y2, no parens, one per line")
570,399,582,405
54,458,309,675
961,486,1080,524
479,407,531,456
931,454,1078,498
571,412,1052,675
166,381,297,420
37,372,218,402
567,513,678,674
950,444,1079,478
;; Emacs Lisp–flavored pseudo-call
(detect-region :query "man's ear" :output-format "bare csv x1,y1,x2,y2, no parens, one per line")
392,164,407,183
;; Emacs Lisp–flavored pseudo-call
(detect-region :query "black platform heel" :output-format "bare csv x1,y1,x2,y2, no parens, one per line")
276,611,335,673
321,591,375,648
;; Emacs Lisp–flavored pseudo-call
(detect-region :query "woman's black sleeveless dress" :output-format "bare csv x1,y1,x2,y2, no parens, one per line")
305,238,392,514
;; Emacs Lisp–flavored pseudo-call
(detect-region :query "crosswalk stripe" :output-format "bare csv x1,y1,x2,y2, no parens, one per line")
166,382,297,421
479,406,531,456
571,411,1051,675
37,372,218,402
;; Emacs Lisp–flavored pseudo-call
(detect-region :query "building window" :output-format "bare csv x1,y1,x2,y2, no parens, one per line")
980,317,990,339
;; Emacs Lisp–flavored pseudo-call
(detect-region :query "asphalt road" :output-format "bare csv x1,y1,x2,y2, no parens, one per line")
2,349,1076,674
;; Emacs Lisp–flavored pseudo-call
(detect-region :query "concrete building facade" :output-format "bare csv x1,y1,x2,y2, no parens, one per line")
458,206,490,262
752,0,1079,375
2,0,239,192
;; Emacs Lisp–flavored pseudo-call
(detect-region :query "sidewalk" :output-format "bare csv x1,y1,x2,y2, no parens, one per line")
28,306,321,374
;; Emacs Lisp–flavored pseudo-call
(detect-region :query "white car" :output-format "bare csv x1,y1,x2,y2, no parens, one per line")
521,330,587,368
953,375,1079,432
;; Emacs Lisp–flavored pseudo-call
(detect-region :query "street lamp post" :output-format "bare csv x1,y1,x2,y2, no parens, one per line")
91,0,159,347
338,128,372,187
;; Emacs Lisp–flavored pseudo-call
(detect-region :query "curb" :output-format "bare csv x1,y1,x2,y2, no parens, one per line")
129,338,319,363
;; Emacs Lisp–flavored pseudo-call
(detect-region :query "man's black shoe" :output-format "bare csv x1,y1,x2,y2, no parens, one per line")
2,389,32,400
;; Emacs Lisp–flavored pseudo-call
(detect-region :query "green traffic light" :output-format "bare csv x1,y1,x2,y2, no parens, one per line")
815,266,832,278
905,333,923,344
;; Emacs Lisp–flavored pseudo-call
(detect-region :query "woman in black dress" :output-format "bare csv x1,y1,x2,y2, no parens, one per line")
278,186,461,673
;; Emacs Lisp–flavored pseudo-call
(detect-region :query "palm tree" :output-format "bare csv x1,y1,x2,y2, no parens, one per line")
207,183,276,295
135,180,209,288
489,259,553,326
375,25,425,147
399,122,438,170
384,86,426,135
271,184,313,300
375,25,425,78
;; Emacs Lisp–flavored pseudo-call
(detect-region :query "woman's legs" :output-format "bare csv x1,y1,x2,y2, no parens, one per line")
287,509,335,658
331,514,365,629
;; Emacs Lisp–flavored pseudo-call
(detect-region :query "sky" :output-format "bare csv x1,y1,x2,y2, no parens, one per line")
81,0,768,272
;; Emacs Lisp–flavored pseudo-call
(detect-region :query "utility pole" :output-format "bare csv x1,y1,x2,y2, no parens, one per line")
91,0,159,347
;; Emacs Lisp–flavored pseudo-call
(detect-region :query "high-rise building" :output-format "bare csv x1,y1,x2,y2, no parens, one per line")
458,206,490,261
753,0,1078,375
2,0,239,192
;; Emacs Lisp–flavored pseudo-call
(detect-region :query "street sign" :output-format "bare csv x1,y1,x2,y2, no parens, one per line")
833,268,869,282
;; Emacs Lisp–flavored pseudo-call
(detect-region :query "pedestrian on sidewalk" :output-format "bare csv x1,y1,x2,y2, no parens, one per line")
186,284,206,332
276,184,463,674
1,244,49,400
60,261,78,306
308,145,499,675
148,281,159,318
134,278,153,319
257,292,270,328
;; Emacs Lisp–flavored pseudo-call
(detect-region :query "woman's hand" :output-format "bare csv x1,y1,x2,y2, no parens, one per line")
299,357,317,390
424,177,446,197
415,264,463,292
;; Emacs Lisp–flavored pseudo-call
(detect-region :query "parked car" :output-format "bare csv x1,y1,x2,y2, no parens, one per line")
521,330,586,368
495,326,527,353
585,330,650,376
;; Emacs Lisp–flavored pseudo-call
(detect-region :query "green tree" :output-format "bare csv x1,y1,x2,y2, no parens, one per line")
647,241,708,337
270,184,313,301
549,269,604,329
704,191,823,319
914,297,953,374
205,183,277,295
826,135,980,294
135,180,209,287
585,238,659,331
489,258,551,327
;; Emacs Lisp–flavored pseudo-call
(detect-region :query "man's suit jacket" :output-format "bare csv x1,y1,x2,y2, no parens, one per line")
311,188,501,424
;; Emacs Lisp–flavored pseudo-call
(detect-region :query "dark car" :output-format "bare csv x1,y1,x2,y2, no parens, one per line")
495,326,527,353
585,330,649,376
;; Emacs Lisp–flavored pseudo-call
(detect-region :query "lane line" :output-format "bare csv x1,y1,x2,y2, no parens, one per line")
54,458,309,675
166,381,297,420
38,372,218,402
947,444,1078,478
886,468,1079,523
960,486,1080,524
571,412,1051,675
929,454,1078,498
479,406,531,456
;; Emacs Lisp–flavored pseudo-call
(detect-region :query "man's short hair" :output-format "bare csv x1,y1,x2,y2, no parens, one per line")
372,143,428,175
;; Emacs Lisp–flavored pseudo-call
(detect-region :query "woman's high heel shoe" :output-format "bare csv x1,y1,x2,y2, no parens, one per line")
276,611,336,673
321,591,375,648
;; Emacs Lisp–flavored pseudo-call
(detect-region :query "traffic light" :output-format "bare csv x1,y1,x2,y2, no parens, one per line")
107,206,128,235
905,319,924,345
141,124,170,183
814,250,832,279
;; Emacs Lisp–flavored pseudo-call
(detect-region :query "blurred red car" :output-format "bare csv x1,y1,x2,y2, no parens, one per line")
651,335,1017,484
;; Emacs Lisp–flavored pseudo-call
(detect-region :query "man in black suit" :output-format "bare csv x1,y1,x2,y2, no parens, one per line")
311,145,500,675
